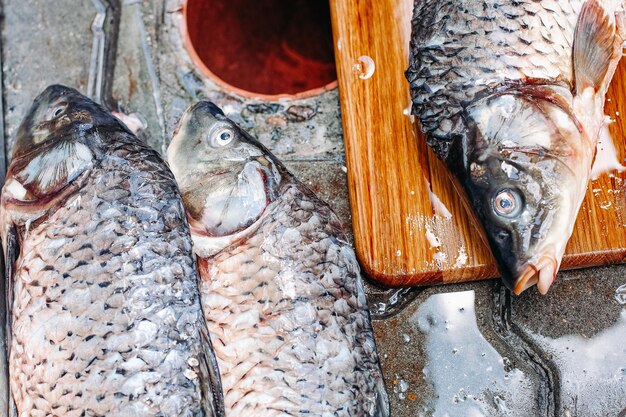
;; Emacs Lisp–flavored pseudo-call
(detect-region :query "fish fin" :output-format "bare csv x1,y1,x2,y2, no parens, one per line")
1,226,18,416
196,318,225,417
573,0,619,94
373,378,391,417
12,141,93,200
352,267,390,417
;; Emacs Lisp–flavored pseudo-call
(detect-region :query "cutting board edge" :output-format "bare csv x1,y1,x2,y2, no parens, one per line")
357,247,626,287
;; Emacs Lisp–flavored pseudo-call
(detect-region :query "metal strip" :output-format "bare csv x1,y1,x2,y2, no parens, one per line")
133,4,166,152
88,0,107,103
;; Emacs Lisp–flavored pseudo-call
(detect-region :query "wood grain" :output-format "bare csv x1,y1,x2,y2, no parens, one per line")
329,0,626,287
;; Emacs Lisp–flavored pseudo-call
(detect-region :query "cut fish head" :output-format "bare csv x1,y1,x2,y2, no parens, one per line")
168,101,286,239
451,90,589,295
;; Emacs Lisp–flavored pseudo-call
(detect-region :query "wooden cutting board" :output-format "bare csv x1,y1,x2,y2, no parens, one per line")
329,0,626,287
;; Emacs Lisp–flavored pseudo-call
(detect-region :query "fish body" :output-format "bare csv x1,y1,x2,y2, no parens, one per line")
0,86,224,416
407,0,625,294
167,102,389,417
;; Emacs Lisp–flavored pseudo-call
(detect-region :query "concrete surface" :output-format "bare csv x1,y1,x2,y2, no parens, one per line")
1,1,625,416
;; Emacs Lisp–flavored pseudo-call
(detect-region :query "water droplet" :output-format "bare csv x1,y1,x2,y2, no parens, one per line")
352,55,375,80
402,333,411,343
377,302,386,314
399,379,410,392
184,369,198,380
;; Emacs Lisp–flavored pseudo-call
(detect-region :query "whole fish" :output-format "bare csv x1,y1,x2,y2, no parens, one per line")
0,85,224,417
406,0,625,294
167,102,389,417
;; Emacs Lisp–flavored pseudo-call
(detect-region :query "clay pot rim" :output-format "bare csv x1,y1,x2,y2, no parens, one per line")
181,0,338,102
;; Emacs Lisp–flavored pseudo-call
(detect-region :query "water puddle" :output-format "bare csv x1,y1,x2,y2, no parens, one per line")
409,291,536,417
531,309,626,416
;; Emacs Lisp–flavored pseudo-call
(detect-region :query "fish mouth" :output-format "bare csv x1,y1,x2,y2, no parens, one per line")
513,255,558,295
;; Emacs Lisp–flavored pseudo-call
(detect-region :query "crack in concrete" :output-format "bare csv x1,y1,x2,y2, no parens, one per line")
491,283,560,417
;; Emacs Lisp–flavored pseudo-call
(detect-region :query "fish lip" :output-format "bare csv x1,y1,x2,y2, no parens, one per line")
513,255,558,295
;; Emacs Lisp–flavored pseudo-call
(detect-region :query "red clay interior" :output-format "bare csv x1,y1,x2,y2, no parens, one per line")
185,0,337,96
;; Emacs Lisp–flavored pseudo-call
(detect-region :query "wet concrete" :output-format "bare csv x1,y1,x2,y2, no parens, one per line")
1,1,625,416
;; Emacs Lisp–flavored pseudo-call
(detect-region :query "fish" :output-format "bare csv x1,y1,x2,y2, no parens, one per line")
406,0,625,294
167,101,390,417
0,85,225,417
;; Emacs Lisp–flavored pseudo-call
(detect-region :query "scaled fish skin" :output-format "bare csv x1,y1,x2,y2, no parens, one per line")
406,0,625,294
167,102,390,417
0,85,224,417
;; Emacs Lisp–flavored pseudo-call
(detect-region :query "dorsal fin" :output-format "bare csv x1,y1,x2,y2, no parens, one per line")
573,0,619,94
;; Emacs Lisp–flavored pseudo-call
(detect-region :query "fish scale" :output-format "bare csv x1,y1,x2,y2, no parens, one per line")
406,0,584,160
8,142,204,416
198,184,383,417
1,86,223,417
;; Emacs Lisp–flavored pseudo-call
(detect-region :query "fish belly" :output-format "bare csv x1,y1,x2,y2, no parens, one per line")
199,187,386,417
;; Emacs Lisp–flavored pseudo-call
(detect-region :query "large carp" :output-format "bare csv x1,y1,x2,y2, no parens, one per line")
167,101,389,417
0,85,224,417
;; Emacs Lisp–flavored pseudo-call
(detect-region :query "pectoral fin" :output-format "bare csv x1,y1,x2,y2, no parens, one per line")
196,318,225,417
1,225,19,416
11,141,93,200
573,0,621,94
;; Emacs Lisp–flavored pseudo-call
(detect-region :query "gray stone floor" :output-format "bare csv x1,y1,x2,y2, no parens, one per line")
1,1,625,416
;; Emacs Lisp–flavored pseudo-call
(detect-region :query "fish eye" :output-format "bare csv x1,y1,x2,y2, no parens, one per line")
211,127,235,147
46,102,68,121
492,189,523,218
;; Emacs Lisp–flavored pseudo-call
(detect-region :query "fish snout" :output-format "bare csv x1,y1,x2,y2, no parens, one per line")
512,255,559,295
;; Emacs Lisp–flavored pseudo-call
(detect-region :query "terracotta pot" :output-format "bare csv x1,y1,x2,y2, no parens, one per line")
181,0,338,101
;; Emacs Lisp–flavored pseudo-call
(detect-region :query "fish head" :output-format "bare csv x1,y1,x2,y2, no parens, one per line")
455,90,587,295
2,85,127,218
11,84,128,159
168,101,284,241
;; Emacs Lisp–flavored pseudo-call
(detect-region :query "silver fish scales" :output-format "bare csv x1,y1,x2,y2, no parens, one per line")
168,102,389,417
0,85,224,417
